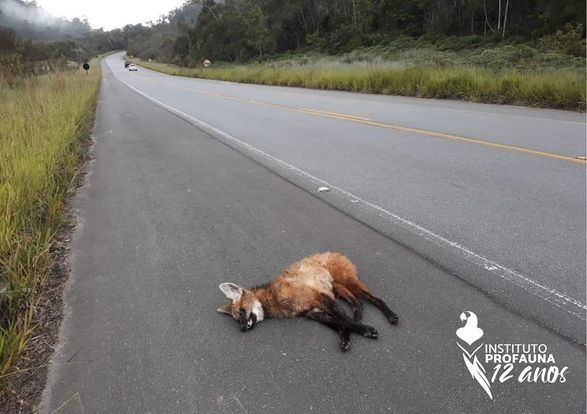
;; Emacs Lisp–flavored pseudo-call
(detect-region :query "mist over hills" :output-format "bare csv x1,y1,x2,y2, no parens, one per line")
0,0,91,40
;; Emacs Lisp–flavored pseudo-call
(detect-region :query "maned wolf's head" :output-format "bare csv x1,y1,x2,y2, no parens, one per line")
217,283,264,331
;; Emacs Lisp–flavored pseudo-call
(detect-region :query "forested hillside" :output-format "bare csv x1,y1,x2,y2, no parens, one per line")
0,0,124,71
1,0,584,108
0,0,203,71
131,1,585,110
126,0,586,64
1,0,585,67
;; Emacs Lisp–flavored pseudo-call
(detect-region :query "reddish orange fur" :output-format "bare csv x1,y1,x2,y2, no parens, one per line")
225,252,371,319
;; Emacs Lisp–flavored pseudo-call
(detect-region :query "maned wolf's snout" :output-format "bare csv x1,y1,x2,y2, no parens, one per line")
239,310,257,331
238,309,248,331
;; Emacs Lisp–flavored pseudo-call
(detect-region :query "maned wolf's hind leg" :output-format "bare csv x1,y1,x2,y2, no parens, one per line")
333,282,363,322
349,280,399,325
305,310,351,352
324,298,379,339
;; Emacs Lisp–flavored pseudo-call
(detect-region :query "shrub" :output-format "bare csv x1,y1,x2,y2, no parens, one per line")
537,24,586,57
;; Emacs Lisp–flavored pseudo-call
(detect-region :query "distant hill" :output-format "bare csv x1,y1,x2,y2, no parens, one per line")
0,0,91,40
125,1,202,64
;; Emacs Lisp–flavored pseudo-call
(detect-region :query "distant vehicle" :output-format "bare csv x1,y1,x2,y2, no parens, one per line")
128,64,138,71
124,62,130,68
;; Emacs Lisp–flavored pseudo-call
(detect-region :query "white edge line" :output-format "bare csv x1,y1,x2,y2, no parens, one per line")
113,67,587,320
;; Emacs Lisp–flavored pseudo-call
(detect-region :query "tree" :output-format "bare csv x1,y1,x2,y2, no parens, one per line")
0,26,17,53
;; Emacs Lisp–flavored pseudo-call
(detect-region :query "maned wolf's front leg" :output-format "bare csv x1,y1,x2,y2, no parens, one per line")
305,309,351,351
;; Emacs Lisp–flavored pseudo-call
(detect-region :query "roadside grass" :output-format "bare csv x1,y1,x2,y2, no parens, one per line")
137,46,585,111
0,62,101,383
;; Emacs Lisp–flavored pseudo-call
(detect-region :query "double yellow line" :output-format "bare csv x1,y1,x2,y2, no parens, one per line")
139,74,586,165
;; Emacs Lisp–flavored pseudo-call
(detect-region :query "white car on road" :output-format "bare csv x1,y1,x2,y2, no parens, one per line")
128,64,138,71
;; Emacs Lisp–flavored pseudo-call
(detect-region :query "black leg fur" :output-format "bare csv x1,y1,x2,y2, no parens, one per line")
334,289,363,322
362,292,399,325
305,310,351,351
324,298,379,339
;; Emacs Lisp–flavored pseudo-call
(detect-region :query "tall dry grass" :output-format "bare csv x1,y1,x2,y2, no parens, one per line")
137,59,585,111
0,63,101,381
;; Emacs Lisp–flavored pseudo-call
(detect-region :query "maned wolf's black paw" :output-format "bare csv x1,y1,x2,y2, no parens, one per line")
362,326,379,339
339,340,351,352
387,311,399,325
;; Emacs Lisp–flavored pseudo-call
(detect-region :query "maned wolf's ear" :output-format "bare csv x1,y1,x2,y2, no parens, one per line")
219,282,243,300
217,303,232,315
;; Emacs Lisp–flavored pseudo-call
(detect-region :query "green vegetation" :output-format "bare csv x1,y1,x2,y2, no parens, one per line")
0,1,108,393
0,0,127,66
125,0,586,65
0,61,101,382
2,1,585,111
137,41,586,110
124,1,584,110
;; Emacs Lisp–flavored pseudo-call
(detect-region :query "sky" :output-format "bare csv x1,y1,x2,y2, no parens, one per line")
35,0,186,30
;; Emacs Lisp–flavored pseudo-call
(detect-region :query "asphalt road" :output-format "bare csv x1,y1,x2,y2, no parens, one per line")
40,54,585,413
103,54,587,337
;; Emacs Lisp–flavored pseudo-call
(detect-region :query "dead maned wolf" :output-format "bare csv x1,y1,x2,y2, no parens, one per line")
217,252,398,351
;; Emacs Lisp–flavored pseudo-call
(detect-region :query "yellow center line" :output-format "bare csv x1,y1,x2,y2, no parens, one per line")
296,108,372,121
137,74,586,165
